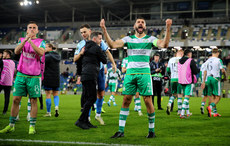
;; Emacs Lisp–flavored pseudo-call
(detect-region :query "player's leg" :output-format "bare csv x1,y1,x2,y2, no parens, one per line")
177,83,183,115
0,75,26,133
39,94,43,110
29,98,38,134
180,84,192,118
44,89,52,117
95,68,105,125
135,92,142,116
27,98,31,121
111,74,136,138
107,84,113,106
167,82,177,115
53,90,59,117
3,86,11,114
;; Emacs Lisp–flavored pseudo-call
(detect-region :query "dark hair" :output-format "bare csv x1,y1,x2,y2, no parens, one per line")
212,48,219,54
136,16,145,21
27,21,37,26
47,43,56,50
3,50,13,57
80,24,91,29
90,31,103,39
184,49,192,56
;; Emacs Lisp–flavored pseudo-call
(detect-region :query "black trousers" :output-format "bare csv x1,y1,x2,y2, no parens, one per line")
152,80,162,109
0,85,12,113
78,80,97,122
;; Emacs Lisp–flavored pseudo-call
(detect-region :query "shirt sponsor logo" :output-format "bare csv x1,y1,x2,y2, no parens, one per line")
132,50,146,55
23,52,36,59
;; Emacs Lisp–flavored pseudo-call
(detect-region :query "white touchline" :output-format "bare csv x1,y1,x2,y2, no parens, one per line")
0,138,146,146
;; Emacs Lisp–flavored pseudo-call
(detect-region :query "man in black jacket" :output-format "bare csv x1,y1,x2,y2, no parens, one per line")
150,53,165,110
75,32,107,129
43,43,61,117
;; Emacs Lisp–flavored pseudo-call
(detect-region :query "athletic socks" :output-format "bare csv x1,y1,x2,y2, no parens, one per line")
181,97,189,116
177,97,182,114
210,102,216,111
9,116,16,127
46,98,51,113
201,101,205,107
96,98,103,115
28,99,31,115
54,96,59,107
185,98,190,115
118,108,129,132
30,117,36,127
148,112,155,133
108,95,114,103
168,96,175,107
112,96,116,105
135,98,141,112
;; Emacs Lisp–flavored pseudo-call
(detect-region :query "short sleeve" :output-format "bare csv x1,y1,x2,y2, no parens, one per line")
121,36,129,45
75,40,86,55
150,36,158,47
100,40,108,51
219,59,224,69
39,40,46,49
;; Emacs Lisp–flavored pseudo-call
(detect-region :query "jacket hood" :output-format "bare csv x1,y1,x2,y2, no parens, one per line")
45,51,61,61
179,56,189,64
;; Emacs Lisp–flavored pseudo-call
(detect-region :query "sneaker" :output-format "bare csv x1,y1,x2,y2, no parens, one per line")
55,106,59,117
111,131,124,138
87,122,97,128
138,111,143,116
158,108,164,110
88,117,91,121
166,105,171,115
95,116,105,125
0,125,15,133
75,120,90,130
101,108,106,113
113,103,117,106
27,114,30,121
200,107,204,114
216,113,221,117
43,113,51,117
180,114,186,119
213,113,221,117
187,113,192,118
29,126,36,134
107,102,111,107
2,112,6,115
207,106,212,117
146,132,156,138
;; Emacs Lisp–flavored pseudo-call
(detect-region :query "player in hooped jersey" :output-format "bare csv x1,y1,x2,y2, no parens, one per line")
201,48,227,117
100,17,172,138
166,48,184,115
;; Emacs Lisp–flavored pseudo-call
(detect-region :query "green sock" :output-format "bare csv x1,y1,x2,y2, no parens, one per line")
168,96,175,106
9,116,16,127
135,98,141,111
201,101,205,107
148,112,155,132
118,108,129,132
30,117,37,127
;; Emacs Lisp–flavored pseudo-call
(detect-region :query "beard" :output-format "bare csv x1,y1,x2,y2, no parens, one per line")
135,26,146,34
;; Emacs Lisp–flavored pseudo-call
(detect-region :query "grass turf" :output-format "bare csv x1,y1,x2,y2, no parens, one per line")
0,94,230,145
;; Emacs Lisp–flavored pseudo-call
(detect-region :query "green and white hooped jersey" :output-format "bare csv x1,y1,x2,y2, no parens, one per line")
167,57,181,82
106,68,122,84
121,57,128,68
121,35,158,74
205,57,224,79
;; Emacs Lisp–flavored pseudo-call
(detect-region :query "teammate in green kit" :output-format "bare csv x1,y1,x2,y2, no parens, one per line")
201,48,227,117
100,17,172,138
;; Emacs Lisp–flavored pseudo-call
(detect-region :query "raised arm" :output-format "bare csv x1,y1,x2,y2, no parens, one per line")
28,38,45,57
74,47,85,62
157,19,172,48
100,19,124,49
15,36,30,55
105,49,117,72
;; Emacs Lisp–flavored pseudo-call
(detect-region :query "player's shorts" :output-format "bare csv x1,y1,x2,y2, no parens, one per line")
170,82,182,94
122,74,153,96
202,83,208,96
181,84,194,96
207,76,221,96
13,75,41,98
97,67,105,91
109,83,117,92
43,86,60,91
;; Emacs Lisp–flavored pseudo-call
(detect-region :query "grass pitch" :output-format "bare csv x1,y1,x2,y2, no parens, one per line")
0,94,230,145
